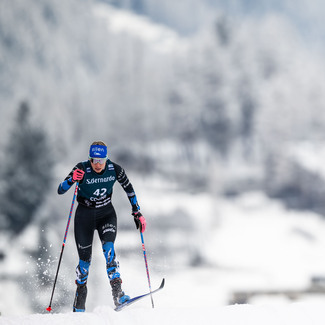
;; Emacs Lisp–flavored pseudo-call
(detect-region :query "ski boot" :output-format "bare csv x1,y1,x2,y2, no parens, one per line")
110,277,130,307
73,283,87,312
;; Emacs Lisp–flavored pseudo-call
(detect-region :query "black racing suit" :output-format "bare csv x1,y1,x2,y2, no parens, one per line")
58,159,140,284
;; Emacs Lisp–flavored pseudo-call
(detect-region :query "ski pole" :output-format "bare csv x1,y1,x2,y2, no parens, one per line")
140,231,154,308
46,182,79,312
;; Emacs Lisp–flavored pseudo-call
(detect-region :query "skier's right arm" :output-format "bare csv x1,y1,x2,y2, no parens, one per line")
57,163,84,195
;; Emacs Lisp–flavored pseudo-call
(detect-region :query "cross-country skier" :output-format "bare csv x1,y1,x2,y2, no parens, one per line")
57,141,146,312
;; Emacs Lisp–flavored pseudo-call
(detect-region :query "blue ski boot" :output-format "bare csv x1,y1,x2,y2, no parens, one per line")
110,278,130,307
73,283,87,312
73,262,89,312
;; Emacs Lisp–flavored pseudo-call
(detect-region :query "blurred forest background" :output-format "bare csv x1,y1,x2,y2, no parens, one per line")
1,0,325,315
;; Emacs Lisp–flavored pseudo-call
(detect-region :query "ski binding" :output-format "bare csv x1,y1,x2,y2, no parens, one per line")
114,278,165,312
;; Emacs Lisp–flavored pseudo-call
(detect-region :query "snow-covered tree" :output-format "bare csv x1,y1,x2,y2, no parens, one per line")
0,101,54,235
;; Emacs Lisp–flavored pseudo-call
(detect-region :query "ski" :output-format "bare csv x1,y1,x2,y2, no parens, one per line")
114,278,165,312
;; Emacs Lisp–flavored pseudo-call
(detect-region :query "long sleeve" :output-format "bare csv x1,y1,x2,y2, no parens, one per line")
57,162,84,195
112,162,140,212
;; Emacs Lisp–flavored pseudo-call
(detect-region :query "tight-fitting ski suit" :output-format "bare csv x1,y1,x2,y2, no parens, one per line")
58,159,140,284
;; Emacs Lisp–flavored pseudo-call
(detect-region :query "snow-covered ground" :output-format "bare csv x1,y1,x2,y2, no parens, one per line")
2,302,325,325
2,180,325,324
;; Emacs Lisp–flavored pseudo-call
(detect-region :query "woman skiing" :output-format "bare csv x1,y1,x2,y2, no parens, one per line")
58,141,146,312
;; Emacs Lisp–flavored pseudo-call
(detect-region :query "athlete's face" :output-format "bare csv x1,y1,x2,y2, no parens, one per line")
90,159,106,173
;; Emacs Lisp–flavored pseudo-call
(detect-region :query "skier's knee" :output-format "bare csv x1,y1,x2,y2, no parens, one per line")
76,259,90,285
102,241,115,264
103,241,120,280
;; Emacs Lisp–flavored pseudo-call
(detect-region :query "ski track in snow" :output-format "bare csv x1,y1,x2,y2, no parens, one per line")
1,303,325,325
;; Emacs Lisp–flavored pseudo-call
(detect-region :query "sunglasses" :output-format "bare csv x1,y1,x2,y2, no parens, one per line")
89,157,107,164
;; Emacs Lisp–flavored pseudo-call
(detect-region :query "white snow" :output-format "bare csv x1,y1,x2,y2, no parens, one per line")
92,3,187,53
2,188,325,324
1,302,325,324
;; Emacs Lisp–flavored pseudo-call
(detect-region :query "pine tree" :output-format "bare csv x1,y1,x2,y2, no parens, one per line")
0,101,53,235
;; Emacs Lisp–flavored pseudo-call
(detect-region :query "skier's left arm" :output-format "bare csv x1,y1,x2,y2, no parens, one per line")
113,162,146,232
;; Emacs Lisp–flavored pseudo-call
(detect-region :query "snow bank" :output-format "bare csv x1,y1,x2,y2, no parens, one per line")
1,303,325,325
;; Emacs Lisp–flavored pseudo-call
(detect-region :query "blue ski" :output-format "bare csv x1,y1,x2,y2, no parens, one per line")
114,278,165,312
